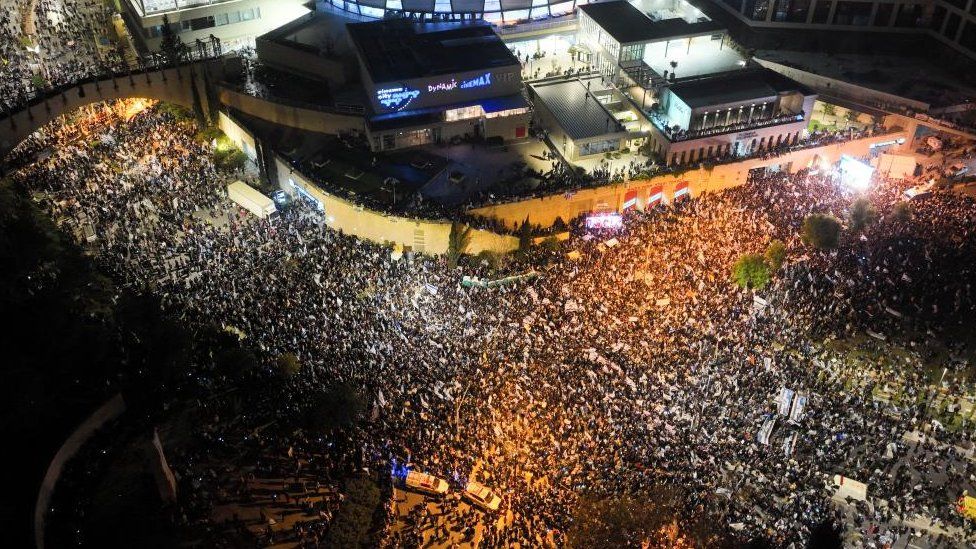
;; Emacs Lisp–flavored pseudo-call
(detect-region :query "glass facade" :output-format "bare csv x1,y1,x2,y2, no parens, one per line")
319,0,579,20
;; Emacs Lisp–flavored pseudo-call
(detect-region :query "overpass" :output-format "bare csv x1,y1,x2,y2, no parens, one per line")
0,59,225,164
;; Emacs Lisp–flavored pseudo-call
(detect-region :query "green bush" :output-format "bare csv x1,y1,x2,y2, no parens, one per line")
732,253,771,290
801,214,842,249
323,477,382,548
890,201,912,222
275,353,301,379
764,239,786,272
848,198,878,232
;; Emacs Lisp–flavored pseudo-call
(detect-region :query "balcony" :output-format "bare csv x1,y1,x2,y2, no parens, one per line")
650,110,805,142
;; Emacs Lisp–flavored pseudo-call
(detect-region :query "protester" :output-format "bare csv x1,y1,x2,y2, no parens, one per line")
10,99,976,548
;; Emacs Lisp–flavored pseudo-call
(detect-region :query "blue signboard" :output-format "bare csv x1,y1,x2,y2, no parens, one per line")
376,72,494,112
376,86,421,111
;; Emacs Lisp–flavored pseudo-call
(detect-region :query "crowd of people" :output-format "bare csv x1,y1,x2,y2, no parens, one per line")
10,100,976,548
0,0,134,115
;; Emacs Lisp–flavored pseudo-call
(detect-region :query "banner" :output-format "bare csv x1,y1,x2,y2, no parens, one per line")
783,431,797,456
789,394,808,423
758,417,776,445
778,388,795,416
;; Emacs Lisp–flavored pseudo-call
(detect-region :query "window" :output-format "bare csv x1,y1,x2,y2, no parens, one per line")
874,3,893,26
945,13,962,37
961,21,976,50
241,8,255,21
215,12,229,26
484,0,501,11
894,4,923,27
743,0,771,20
811,0,831,23
444,105,484,121
360,5,384,16
189,15,215,31
580,139,618,156
228,11,242,24
435,0,452,11
772,0,811,22
832,1,872,25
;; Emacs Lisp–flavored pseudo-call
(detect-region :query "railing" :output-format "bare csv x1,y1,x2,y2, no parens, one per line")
0,47,224,119
649,111,805,142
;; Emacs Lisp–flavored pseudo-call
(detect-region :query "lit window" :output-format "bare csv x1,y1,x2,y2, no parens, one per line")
360,5,385,16
484,0,501,12
215,13,229,26
435,0,452,11
241,8,254,21
445,105,485,121
388,0,403,8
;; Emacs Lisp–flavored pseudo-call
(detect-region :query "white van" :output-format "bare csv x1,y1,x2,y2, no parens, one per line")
404,471,449,496
463,481,502,511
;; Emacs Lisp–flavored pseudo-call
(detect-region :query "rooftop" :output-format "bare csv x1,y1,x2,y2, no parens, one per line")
755,50,976,110
668,68,812,109
578,1,723,45
532,77,627,140
347,19,520,84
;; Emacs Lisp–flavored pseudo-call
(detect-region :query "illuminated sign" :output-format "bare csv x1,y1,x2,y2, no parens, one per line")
376,86,420,111
427,72,493,93
460,72,491,89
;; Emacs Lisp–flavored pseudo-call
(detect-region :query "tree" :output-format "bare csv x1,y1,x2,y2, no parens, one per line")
806,518,844,549
323,477,382,548
844,109,860,126
302,383,365,433
821,103,836,117
764,239,786,272
446,222,472,268
158,15,185,66
566,489,688,549
801,214,841,249
517,217,533,253
890,200,912,223
732,253,771,290
848,197,878,232
274,353,301,380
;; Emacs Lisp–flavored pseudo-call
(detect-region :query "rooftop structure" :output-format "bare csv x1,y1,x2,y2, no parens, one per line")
703,0,976,61
347,19,520,83
315,0,581,24
578,1,723,43
575,0,745,88
531,76,645,159
123,0,309,52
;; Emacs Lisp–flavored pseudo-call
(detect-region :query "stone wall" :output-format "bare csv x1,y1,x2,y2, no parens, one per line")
468,131,909,228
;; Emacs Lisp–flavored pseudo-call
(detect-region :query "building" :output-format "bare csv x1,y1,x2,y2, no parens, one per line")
576,0,732,87
315,0,585,24
123,0,310,52
347,19,531,150
531,75,647,160
705,0,976,61
648,68,816,164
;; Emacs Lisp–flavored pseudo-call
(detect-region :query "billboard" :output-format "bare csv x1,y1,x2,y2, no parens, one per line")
370,67,521,114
